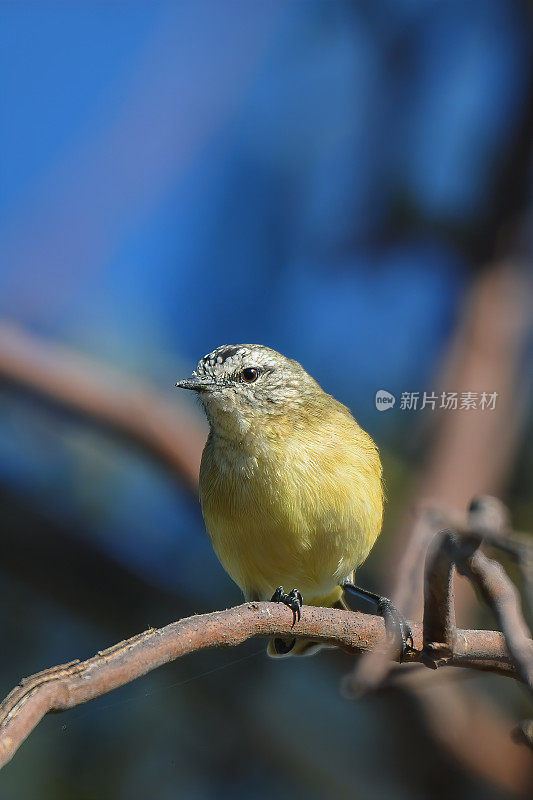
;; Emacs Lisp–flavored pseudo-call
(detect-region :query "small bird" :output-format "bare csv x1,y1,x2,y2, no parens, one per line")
176,344,411,657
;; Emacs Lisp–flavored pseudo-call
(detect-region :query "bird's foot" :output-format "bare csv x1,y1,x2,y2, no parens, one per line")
271,586,303,626
342,583,414,662
375,596,414,661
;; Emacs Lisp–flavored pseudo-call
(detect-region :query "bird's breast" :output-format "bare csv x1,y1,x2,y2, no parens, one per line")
199,423,383,602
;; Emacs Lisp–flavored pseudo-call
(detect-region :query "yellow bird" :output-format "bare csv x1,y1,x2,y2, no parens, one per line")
176,344,411,657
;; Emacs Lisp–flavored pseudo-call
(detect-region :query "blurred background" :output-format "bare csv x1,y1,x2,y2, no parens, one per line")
1,1,533,798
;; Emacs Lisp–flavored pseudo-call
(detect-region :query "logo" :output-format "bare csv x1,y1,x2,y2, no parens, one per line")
375,390,396,411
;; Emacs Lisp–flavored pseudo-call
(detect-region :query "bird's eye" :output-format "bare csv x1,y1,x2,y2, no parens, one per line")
241,367,259,383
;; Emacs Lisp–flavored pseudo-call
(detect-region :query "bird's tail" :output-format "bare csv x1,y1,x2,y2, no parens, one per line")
267,586,349,658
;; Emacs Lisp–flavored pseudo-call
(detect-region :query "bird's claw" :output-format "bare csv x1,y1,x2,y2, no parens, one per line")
376,596,414,661
342,582,413,662
271,586,303,626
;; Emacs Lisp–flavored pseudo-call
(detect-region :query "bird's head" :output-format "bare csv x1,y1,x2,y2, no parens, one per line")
175,344,322,437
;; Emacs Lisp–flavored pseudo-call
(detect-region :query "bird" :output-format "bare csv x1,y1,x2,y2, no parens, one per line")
175,344,411,657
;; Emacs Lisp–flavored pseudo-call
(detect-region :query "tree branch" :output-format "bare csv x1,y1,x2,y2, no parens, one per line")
0,324,206,492
421,507,533,690
0,602,515,770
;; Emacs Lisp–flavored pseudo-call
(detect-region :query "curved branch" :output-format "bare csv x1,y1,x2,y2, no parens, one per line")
0,602,515,770
0,324,206,492
462,550,533,688
421,522,533,689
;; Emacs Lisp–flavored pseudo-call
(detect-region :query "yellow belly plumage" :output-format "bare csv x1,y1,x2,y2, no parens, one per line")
199,400,383,609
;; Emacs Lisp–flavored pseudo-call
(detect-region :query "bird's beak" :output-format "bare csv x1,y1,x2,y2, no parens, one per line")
175,376,217,392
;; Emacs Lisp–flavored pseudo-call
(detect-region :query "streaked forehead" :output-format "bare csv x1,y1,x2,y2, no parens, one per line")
196,344,282,375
